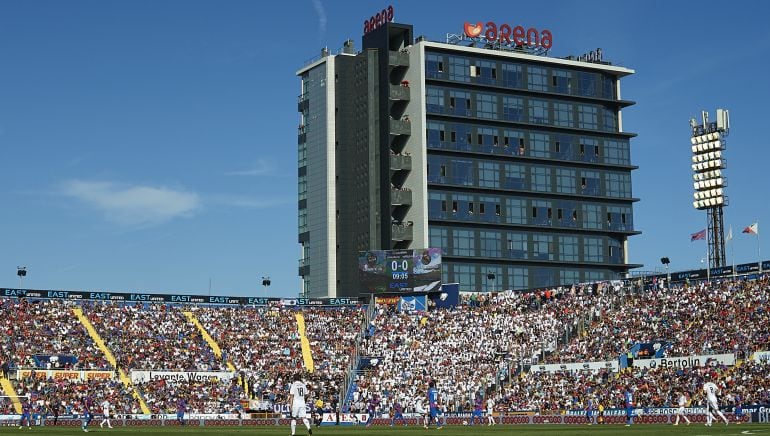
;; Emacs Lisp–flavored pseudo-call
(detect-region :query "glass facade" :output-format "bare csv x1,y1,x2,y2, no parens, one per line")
425,49,636,290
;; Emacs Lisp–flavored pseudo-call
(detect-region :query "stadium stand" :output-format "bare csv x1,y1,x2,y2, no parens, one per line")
0,275,768,419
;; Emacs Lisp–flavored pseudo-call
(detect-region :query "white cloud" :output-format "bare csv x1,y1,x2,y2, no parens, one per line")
224,158,272,176
209,194,293,209
61,180,201,228
311,0,327,37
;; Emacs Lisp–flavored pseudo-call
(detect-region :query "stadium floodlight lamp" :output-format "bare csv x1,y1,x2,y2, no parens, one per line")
261,276,271,287
16,266,26,278
660,257,670,265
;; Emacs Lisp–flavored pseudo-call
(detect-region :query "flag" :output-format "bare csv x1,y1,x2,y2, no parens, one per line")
743,222,759,235
690,229,706,241
727,225,733,242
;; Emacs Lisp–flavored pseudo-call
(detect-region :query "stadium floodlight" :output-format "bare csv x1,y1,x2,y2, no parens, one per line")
690,109,730,270
261,276,271,287
16,266,26,288
660,257,671,284
486,271,496,292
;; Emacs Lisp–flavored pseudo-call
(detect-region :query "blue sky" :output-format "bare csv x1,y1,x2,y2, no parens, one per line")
2,0,770,297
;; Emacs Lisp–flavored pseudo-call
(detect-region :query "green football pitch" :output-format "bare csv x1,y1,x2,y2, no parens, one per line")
0,425,768,435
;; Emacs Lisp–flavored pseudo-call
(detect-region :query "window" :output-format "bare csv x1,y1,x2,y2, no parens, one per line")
504,163,526,190
502,96,524,121
468,202,474,214
576,72,598,97
452,263,477,292
448,56,471,82
583,237,603,262
603,139,630,165
476,93,497,119
501,63,523,88
480,231,501,257
495,204,501,216
452,229,475,256
532,234,553,260
478,162,499,188
605,172,632,198
426,121,445,147
559,236,579,262
503,130,524,151
531,167,551,192
528,99,550,124
426,53,444,78
507,233,528,260
451,159,474,186
476,60,497,84
552,70,571,94
529,133,550,158
578,105,598,130
298,208,307,232
582,204,602,230
298,174,307,200
527,66,549,91
553,102,573,128
452,201,458,213
505,198,526,224
507,266,528,289
556,168,575,194
602,108,618,132
560,270,580,286
429,227,448,251
449,90,471,116
426,87,444,113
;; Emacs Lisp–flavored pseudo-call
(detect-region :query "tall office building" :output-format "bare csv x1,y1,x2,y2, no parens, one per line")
297,20,639,298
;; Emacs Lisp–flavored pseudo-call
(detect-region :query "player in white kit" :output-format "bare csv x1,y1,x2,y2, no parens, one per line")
673,391,690,425
702,376,729,426
486,397,495,426
289,373,312,436
99,399,113,429
414,398,428,427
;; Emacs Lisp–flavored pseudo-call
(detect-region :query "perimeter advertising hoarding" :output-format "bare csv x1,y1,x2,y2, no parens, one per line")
358,248,441,294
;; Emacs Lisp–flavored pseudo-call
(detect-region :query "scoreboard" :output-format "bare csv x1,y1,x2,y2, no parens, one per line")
358,248,441,294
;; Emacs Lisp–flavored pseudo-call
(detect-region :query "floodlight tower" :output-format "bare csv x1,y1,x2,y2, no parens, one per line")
690,109,730,269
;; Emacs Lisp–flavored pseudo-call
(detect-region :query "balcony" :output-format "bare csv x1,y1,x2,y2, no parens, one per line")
388,50,409,68
297,93,309,112
298,125,307,145
390,188,412,207
389,84,410,102
390,153,412,172
390,118,411,137
298,257,310,268
391,221,414,242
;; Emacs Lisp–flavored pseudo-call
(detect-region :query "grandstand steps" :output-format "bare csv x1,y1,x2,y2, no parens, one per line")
181,311,236,372
294,313,315,373
71,307,151,415
0,375,21,414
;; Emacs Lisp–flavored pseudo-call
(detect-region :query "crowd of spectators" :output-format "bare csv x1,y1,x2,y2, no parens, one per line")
137,377,245,415
12,371,141,416
84,302,225,372
192,304,365,407
1,275,768,417
354,276,770,414
547,278,770,363
0,299,110,370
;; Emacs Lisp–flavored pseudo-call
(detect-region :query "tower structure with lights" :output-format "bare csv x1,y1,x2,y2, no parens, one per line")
690,109,730,269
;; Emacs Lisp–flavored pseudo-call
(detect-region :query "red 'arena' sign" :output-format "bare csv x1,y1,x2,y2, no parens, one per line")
364,5,394,34
463,21,553,49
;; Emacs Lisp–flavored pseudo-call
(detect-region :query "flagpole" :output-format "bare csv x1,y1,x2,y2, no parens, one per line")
731,225,736,280
706,228,711,283
758,220,762,274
